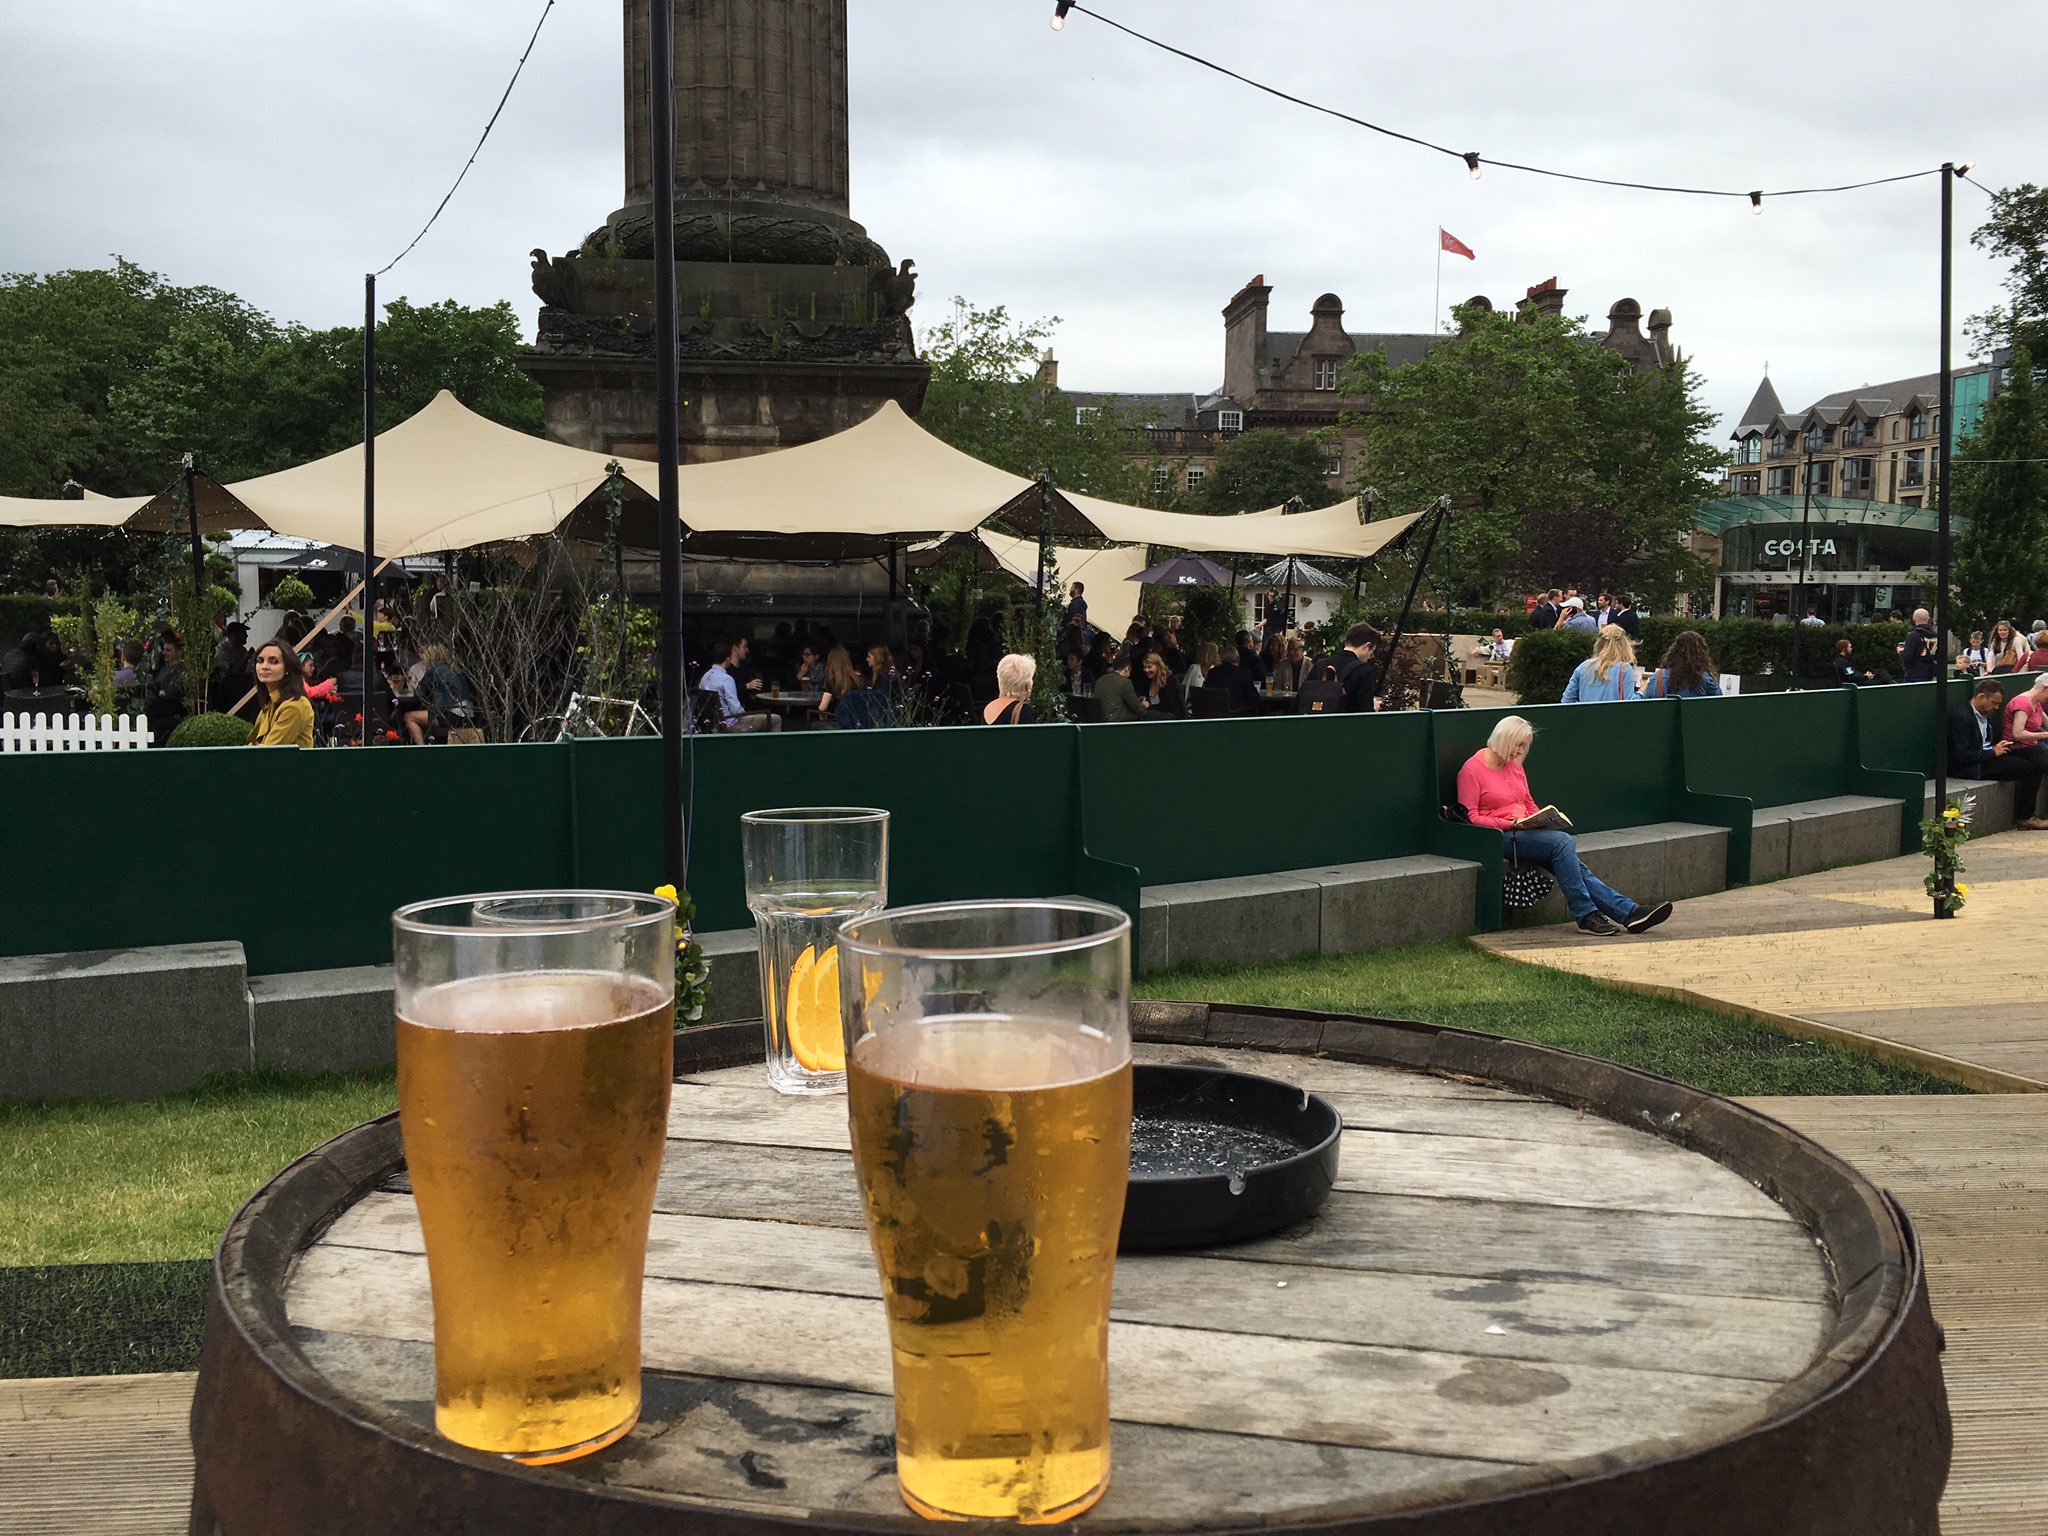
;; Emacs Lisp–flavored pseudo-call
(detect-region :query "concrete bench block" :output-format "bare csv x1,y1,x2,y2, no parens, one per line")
1301,856,1479,954
1506,822,1728,928
1755,795,1903,879
1924,777,2018,834
1138,890,1172,976
1141,874,1322,971
250,965,396,1076
0,942,249,1101
698,927,762,1026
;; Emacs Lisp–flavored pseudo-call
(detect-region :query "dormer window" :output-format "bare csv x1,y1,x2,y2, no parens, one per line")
1312,359,1338,391
1909,412,1928,440
1217,410,1244,433
1770,432,1791,457
1805,426,1828,453
1843,419,1868,446
1075,406,1099,426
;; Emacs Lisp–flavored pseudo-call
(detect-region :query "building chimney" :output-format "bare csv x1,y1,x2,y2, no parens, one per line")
1524,277,1567,317
1035,350,1058,388
1222,275,1272,406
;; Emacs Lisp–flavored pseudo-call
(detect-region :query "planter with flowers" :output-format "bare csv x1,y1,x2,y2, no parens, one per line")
1920,799,1969,917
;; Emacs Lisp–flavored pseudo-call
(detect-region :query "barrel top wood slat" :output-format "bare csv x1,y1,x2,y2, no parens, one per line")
194,1009,1950,1536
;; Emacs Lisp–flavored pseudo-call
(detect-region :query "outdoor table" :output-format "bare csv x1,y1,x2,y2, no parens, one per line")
188,1004,1948,1536
1256,688,1298,713
751,690,823,727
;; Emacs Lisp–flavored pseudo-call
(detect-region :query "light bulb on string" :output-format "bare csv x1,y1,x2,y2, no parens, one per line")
1463,152,1482,181
1051,2,1071,30
1749,190,1763,215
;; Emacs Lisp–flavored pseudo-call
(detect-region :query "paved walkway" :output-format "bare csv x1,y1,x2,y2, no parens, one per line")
1474,830,2048,1092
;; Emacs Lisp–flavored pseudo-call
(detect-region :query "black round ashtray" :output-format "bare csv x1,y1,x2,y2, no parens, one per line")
1120,1063,1343,1251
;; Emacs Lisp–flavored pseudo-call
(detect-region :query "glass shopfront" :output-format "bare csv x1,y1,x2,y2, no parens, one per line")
1712,513,1937,622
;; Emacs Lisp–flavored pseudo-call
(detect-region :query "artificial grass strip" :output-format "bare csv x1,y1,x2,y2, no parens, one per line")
0,1261,210,1377
1137,940,1970,1099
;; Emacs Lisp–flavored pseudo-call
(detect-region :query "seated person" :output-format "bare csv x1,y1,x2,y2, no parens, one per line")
1950,680,2048,828
795,643,825,692
1133,649,1185,718
2004,673,2048,772
1201,651,1263,716
700,637,779,733
1833,638,1893,686
1234,630,1268,683
1060,647,1090,697
1457,714,1672,937
1090,651,1148,722
983,654,1036,724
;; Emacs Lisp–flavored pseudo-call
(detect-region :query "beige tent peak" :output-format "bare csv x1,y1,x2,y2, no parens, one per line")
1058,488,1421,562
222,390,649,557
0,492,147,528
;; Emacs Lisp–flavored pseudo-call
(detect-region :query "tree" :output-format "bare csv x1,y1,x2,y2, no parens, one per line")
914,300,1145,501
1953,344,2048,630
1341,303,1721,609
1967,183,2048,360
1196,428,1332,514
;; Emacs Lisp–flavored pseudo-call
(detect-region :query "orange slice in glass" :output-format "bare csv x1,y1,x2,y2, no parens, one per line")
787,943,846,1072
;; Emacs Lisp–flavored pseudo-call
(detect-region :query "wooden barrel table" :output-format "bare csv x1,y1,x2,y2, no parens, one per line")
189,1004,1950,1535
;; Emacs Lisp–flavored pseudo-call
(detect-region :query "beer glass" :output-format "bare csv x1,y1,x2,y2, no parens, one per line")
392,890,675,1464
837,899,1132,1523
741,807,889,1095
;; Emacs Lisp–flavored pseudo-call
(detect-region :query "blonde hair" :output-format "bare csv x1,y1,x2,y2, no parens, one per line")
995,653,1035,698
1486,715,1534,759
1589,624,1636,683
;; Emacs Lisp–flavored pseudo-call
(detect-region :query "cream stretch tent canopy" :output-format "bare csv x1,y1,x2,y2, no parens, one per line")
976,532,1150,638
0,492,147,528
1057,489,1424,563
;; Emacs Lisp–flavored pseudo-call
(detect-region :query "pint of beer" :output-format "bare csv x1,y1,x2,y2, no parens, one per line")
393,891,675,1465
838,899,1132,1523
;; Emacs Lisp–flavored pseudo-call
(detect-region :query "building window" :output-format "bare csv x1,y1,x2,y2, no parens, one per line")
1805,461,1831,495
1733,438,1761,465
1844,419,1868,446
1217,410,1243,433
1738,473,1761,494
1075,406,1099,426
1842,456,1874,496
1908,412,1928,439
1903,449,1926,488
1151,466,1173,493
1312,359,1338,391
1186,464,1206,489
1890,419,1902,440
1323,451,1344,478
1805,426,1829,453
1902,495,1923,509
1768,466,1794,495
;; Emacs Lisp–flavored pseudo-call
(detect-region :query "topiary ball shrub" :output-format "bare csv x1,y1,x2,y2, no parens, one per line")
167,713,253,748
270,576,316,609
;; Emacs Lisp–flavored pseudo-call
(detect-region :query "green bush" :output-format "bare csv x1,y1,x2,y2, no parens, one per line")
270,576,315,608
0,593,59,642
167,713,252,748
1510,618,1914,703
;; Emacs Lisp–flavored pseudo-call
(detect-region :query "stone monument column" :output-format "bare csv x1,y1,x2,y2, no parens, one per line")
521,0,925,459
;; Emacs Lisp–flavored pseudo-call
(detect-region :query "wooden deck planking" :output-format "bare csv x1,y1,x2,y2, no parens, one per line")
1745,1094,2048,1536
0,1372,195,1536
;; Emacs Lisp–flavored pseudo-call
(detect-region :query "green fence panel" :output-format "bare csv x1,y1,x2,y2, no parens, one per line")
0,743,575,975
1681,690,1925,854
1075,714,1437,888
1856,675,2043,778
588,726,1103,934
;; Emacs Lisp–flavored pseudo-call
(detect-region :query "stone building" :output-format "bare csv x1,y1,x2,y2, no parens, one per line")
1068,276,1679,503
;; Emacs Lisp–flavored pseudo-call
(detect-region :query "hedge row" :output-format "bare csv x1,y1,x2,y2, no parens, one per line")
0,593,60,643
1507,619,1911,704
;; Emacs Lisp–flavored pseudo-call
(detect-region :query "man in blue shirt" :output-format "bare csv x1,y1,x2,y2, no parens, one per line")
1560,599,1598,635
701,637,778,732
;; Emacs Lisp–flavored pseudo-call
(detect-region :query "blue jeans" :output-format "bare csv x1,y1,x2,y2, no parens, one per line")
1505,829,1635,922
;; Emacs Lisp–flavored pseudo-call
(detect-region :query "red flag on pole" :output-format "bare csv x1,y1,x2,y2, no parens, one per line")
1439,228,1475,261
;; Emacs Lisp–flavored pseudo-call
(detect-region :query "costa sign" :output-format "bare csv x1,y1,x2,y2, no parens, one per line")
1761,537,1838,557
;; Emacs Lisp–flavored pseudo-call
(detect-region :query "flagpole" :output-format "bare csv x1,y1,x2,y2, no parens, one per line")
1433,229,1442,338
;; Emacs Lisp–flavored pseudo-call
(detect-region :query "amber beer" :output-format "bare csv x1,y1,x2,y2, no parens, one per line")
397,970,673,1463
848,1015,1133,1523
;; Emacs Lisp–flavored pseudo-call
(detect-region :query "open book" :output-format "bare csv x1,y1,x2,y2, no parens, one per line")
1512,805,1573,832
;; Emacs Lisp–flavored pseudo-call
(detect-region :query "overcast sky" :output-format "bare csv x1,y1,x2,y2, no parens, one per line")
4,1,2040,438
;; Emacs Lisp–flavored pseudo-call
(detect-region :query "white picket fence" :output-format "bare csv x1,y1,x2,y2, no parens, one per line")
0,710,153,752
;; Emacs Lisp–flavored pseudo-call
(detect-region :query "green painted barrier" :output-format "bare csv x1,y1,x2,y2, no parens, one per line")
1075,714,1437,887
1855,675,2042,781
1681,690,1925,854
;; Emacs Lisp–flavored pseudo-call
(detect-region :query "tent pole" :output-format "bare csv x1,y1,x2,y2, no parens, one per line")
651,0,687,889
362,272,376,747
1933,161,1956,916
1378,497,1448,710
1035,471,1054,604
183,457,205,613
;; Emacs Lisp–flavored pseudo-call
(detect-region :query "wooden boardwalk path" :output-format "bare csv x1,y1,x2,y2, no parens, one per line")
1473,831,2048,1092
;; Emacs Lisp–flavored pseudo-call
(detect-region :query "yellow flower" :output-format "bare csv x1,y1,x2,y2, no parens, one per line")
1956,883,1970,895
654,883,678,904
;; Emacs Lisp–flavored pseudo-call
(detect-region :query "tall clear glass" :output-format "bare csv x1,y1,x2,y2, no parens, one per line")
837,899,1132,1524
392,890,675,1465
741,807,889,1095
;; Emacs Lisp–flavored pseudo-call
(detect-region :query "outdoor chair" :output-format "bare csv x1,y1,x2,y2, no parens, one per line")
1065,694,1106,724
1186,686,1230,720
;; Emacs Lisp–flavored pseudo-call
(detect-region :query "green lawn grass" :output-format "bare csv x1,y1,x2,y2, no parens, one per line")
1137,941,1968,1099
0,1068,397,1267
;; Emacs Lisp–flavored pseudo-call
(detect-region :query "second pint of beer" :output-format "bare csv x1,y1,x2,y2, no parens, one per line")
849,1016,1131,1522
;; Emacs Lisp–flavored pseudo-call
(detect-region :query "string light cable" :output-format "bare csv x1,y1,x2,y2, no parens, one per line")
375,0,557,275
1052,3,1964,208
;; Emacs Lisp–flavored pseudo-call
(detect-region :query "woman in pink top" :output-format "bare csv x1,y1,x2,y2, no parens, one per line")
1457,715,1672,937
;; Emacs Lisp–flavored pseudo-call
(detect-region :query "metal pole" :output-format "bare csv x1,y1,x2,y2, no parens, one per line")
1379,497,1448,709
1792,442,1813,682
1933,161,1956,914
362,273,376,747
651,0,686,889
1036,471,1054,603
183,457,205,606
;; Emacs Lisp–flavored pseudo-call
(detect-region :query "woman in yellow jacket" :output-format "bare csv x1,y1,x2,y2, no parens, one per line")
247,640,316,748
